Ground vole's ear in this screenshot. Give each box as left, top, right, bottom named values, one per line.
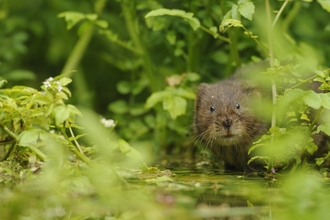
left=195, top=83, right=209, bottom=111
left=196, top=83, right=209, bottom=94
left=241, top=83, right=263, bottom=100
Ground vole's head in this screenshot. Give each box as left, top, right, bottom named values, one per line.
left=193, top=80, right=263, bottom=147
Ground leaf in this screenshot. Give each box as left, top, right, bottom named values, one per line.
left=277, top=89, right=304, bottom=111
left=59, top=77, right=73, bottom=86
left=117, top=81, right=131, bottom=95
left=238, top=1, right=255, bottom=20
left=95, top=20, right=108, bottom=28
left=145, top=175, right=173, bottom=183
left=145, top=90, right=171, bottom=109
left=145, top=8, right=201, bottom=30
left=174, top=87, right=196, bottom=99
left=67, top=104, right=83, bottom=117
left=19, top=130, right=40, bottom=146
left=57, top=11, right=86, bottom=30
left=108, top=100, right=128, bottom=114
left=117, top=139, right=142, bottom=161
left=186, top=72, right=200, bottom=82
left=85, top=13, right=98, bottom=21
left=315, top=157, right=324, bottom=166
left=166, top=31, right=176, bottom=45
left=320, top=94, right=330, bottom=109
left=209, top=26, right=218, bottom=38
left=0, top=79, right=7, bottom=88
left=306, top=141, right=318, bottom=155
left=317, top=0, right=330, bottom=13
left=303, top=90, right=321, bottom=109
left=317, top=123, right=330, bottom=136
left=4, top=69, right=36, bottom=81
left=163, top=96, right=187, bottom=119
left=53, top=105, right=71, bottom=126
left=221, top=19, right=243, bottom=29
left=145, top=87, right=195, bottom=109
left=231, top=4, right=239, bottom=20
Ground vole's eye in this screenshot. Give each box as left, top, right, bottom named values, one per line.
left=235, top=103, right=240, bottom=109
left=210, top=106, right=215, bottom=113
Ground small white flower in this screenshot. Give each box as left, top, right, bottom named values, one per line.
left=100, top=118, right=116, bottom=128
left=43, top=81, right=51, bottom=88
left=56, top=81, right=63, bottom=92
left=43, top=77, right=54, bottom=88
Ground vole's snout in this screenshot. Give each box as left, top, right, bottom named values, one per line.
left=222, top=118, right=232, bottom=128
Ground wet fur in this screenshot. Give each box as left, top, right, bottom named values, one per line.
left=194, top=78, right=268, bottom=171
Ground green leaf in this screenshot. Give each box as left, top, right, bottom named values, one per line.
left=209, top=26, right=218, bottom=38
left=85, top=13, right=98, bottom=21
left=58, top=11, right=85, bottom=30
left=0, top=79, right=7, bottom=88
left=315, top=157, right=324, bottom=166
left=317, top=123, right=330, bottom=136
left=306, top=141, right=318, bottom=154
left=145, top=8, right=201, bottom=30
left=220, top=19, right=243, bottom=29
left=19, top=130, right=40, bottom=146
left=317, top=0, right=330, bottom=13
left=117, top=139, right=142, bottom=161
left=320, top=94, right=330, bottom=109
left=117, top=81, right=131, bottom=94
left=53, top=105, right=71, bottom=126
left=95, top=20, right=108, bottom=28
left=108, top=100, right=128, bottom=114
left=166, top=31, right=176, bottom=45
left=231, top=4, right=239, bottom=20
left=129, top=104, right=148, bottom=116
left=174, top=87, right=196, bottom=99
left=145, top=175, right=173, bottom=183
left=145, top=87, right=195, bottom=110
left=186, top=72, right=201, bottom=82
left=4, top=69, right=36, bottom=81
left=67, top=104, right=83, bottom=117
left=303, top=90, right=321, bottom=109
left=59, top=77, right=72, bottom=86
left=145, top=90, right=171, bottom=109
left=277, top=89, right=304, bottom=110
left=163, top=96, right=187, bottom=119
left=238, top=1, right=255, bottom=20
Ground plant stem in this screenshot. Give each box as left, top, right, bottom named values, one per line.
left=28, top=145, right=47, bottom=161
left=311, top=107, right=325, bottom=131
left=61, top=26, right=94, bottom=75
left=2, top=142, right=16, bottom=161
left=68, top=124, right=83, bottom=153
left=199, top=25, right=231, bottom=43
left=0, top=123, right=18, bottom=140
left=272, top=0, right=289, bottom=28
left=282, top=1, right=301, bottom=33
left=61, top=123, right=93, bottom=166
left=60, top=0, right=107, bottom=75
left=121, top=0, right=158, bottom=92
left=187, top=2, right=199, bottom=72
left=240, top=26, right=269, bottom=57
left=228, top=28, right=241, bottom=67
left=265, top=0, right=276, bottom=129
left=287, top=75, right=318, bottom=91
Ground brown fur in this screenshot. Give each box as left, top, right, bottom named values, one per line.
left=194, top=77, right=269, bottom=171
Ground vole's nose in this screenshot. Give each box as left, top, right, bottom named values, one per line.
left=222, top=119, right=232, bottom=128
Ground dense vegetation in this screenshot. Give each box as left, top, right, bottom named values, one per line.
left=1, top=0, right=330, bottom=219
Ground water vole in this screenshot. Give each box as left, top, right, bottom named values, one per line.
left=194, top=67, right=270, bottom=171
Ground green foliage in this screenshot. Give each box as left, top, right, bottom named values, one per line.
left=145, top=8, right=201, bottom=30
left=2, top=0, right=330, bottom=219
